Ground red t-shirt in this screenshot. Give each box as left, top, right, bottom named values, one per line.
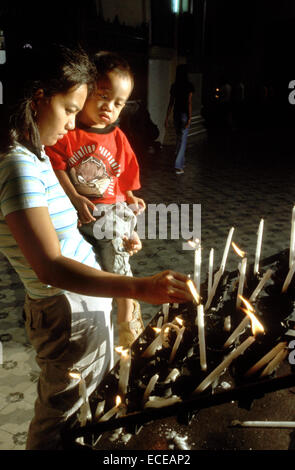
left=46, top=125, right=141, bottom=204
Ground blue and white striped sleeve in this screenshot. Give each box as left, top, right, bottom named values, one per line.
left=0, top=155, right=48, bottom=217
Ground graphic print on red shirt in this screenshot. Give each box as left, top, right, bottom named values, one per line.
left=46, top=125, right=141, bottom=205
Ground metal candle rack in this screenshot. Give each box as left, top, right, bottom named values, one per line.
left=61, top=250, right=295, bottom=450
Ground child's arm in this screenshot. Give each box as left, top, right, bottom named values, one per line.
left=54, top=169, right=96, bottom=224
left=125, top=190, right=146, bottom=215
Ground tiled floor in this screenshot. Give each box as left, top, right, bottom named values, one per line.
left=1, top=126, right=295, bottom=450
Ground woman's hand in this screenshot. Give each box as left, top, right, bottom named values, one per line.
left=134, top=270, right=193, bottom=305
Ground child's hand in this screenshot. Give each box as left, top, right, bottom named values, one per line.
left=123, top=232, right=142, bottom=256
left=72, top=194, right=96, bottom=225
left=126, top=195, right=146, bottom=215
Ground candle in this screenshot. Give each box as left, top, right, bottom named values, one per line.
left=245, top=341, right=287, bottom=376
left=282, top=262, right=295, bottom=293
left=144, top=395, right=182, bottom=409
left=236, top=257, right=247, bottom=308
left=223, top=296, right=255, bottom=348
left=115, top=347, right=131, bottom=396
left=204, top=268, right=223, bottom=310
left=231, top=420, right=295, bottom=429
left=99, top=395, right=122, bottom=422
left=69, top=370, right=92, bottom=426
left=142, top=323, right=180, bottom=358
left=196, top=304, right=207, bottom=371
left=141, top=328, right=162, bottom=358
left=289, top=205, right=295, bottom=268
left=254, top=219, right=264, bottom=275
left=249, top=269, right=273, bottom=302
left=186, top=278, right=200, bottom=304
left=224, top=315, right=231, bottom=332
left=224, top=316, right=249, bottom=348
left=164, top=368, right=180, bottom=383
left=169, top=324, right=185, bottom=363
left=193, top=336, right=255, bottom=394
left=157, top=316, right=164, bottom=328
left=194, top=239, right=201, bottom=293
left=208, top=248, right=214, bottom=296
left=162, top=303, right=169, bottom=323
left=260, top=348, right=288, bottom=377
left=142, top=373, right=159, bottom=404
left=220, top=227, right=234, bottom=273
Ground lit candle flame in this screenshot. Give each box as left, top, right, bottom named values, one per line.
left=69, top=371, right=81, bottom=380
left=115, top=395, right=121, bottom=407
left=241, top=308, right=264, bottom=335
left=174, top=317, right=184, bottom=326
left=188, top=238, right=200, bottom=250
left=238, top=295, right=255, bottom=312
left=232, top=241, right=246, bottom=258
left=152, top=327, right=161, bottom=334
left=187, top=279, right=200, bottom=304
left=115, top=346, right=130, bottom=357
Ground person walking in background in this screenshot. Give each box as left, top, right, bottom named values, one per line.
left=165, top=64, right=194, bottom=175
left=0, top=43, right=193, bottom=449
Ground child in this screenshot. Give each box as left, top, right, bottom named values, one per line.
left=46, top=51, right=145, bottom=348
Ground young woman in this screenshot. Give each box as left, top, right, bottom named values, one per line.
left=0, top=44, right=192, bottom=449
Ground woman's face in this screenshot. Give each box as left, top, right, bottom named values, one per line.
left=35, top=84, right=88, bottom=146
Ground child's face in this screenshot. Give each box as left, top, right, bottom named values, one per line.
left=79, top=71, right=132, bottom=128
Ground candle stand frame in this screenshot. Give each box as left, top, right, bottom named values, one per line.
left=60, top=250, right=295, bottom=450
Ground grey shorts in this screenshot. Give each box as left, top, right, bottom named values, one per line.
left=79, top=202, right=137, bottom=277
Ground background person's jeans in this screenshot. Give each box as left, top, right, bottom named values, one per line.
left=174, top=112, right=190, bottom=170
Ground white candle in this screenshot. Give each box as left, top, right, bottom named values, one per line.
left=141, top=323, right=180, bottom=358
left=208, top=248, right=214, bottom=296
left=254, top=219, right=264, bottom=275
left=142, top=373, right=159, bottom=404
left=194, top=239, right=201, bottom=293
left=69, top=371, right=92, bottom=426
left=162, top=303, right=169, bottom=323
left=116, top=347, right=131, bottom=396
left=260, top=348, right=288, bottom=377
left=245, top=341, right=287, bottom=376
left=196, top=304, right=207, bottom=371
left=289, top=205, right=295, bottom=268
left=224, top=315, right=231, bottom=332
left=99, top=395, right=122, bottom=422
left=144, top=395, right=182, bottom=409
left=249, top=269, right=273, bottom=302
left=220, top=227, right=235, bottom=273
left=164, top=368, right=180, bottom=383
left=236, top=257, right=247, bottom=308
left=231, top=420, right=295, bottom=429
left=141, top=328, right=162, bottom=358
left=157, top=316, right=163, bottom=328
left=282, top=262, right=295, bottom=293
left=223, top=316, right=250, bottom=348
left=169, top=325, right=185, bottom=363
left=193, top=336, right=255, bottom=394
left=205, top=268, right=223, bottom=310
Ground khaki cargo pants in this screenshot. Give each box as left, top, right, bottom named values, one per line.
left=24, top=291, right=113, bottom=450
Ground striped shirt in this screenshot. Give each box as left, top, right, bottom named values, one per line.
left=0, top=144, right=100, bottom=299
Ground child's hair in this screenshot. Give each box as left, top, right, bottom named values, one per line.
left=0, top=43, right=96, bottom=160
left=92, top=51, right=134, bottom=92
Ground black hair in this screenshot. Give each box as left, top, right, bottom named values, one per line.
left=92, top=51, right=134, bottom=92
left=0, top=43, right=96, bottom=160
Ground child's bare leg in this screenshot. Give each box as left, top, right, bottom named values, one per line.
left=117, top=297, right=144, bottom=348
left=116, top=297, right=133, bottom=323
